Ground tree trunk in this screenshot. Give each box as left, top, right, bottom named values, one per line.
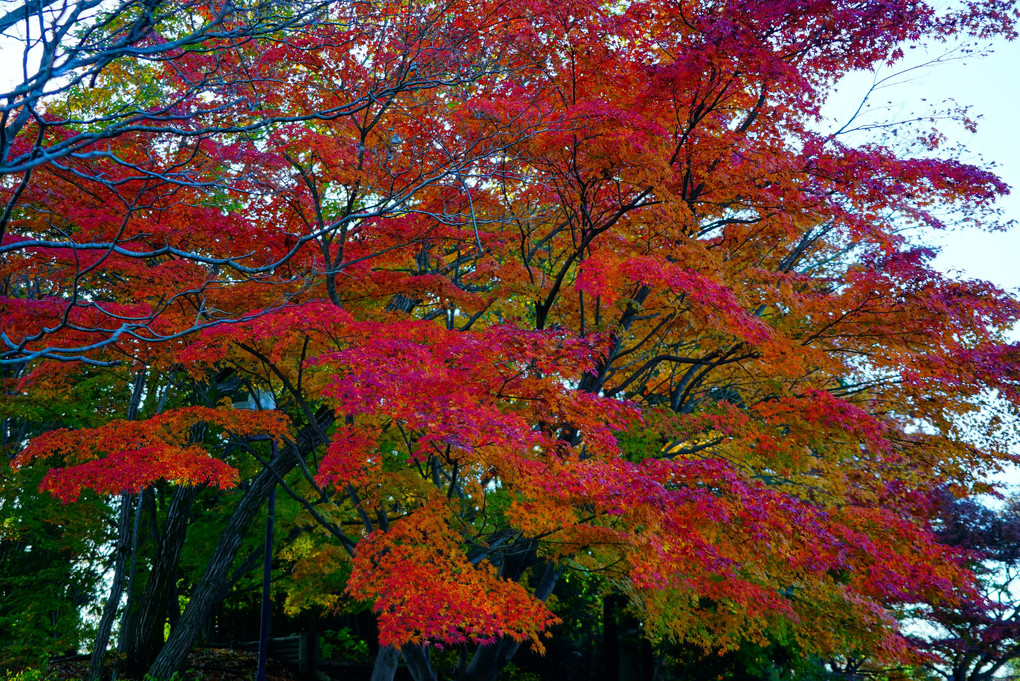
left=113, top=490, right=145, bottom=681
left=603, top=594, right=621, bottom=681
left=91, top=370, right=147, bottom=681
left=402, top=645, right=438, bottom=681
left=602, top=592, right=653, bottom=681
left=370, top=645, right=400, bottom=681
left=146, top=408, right=333, bottom=679
left=122, top=485, right=197, bottom=677
left=87, top=493, right=132, bottom=681
left=462, top=638, right=519, bottom=681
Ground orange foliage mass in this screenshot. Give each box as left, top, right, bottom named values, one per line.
left=3, top=0, right=1019, bottom=666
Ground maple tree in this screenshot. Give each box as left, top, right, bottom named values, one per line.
left=903, top=491, right=1020, bottom=681
left=3, top=0, right=1020, bottom=679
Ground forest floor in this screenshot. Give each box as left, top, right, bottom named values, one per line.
left=44, top=649, right=302, bottom=681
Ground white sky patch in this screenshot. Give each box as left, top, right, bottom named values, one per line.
left=821, top=37, right=1020, bottom=293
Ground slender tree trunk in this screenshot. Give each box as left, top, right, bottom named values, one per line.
left=115, top=490, right=150, bottom=677
left=112, top=490, right=144, bottom=681
left=122, top=485, right=198, bottom=677
left=146, top=408, right=333, bottom=679
left=603, top=593, right=622, bottom=681
left=87, top=493, right=132, bottom=681
left=88, top=372, right=147, bottom=681
left=370, top=645, right=400, bottom=681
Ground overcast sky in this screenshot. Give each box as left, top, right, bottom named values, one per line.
left=926, top=38, right=1020, bottom=291
left=821, top=35, right=1020, bottom=293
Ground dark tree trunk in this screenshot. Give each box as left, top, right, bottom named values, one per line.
left=88, top=373, right=147, bottom=681
left=113, top=489, right=145, bottom=681
left=146, top=407, right=333, bottom=679
left=370, top=646, right=400, bottom=681
left=402, top=645, right=438, bottom=681
left=462, top=638, right=520, bottom=681
left=603, top=594, right=622, bottom=681
left=603, top=592, right=653, bottom=681
left=121, top=485, right=198, bottom=677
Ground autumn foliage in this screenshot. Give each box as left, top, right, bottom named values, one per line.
left=2, top=0, right=1020, bottom=678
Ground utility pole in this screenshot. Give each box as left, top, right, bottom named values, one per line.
left=237, top=389, right=278, bottom=681
left=256, top=438, right=277, bottom=681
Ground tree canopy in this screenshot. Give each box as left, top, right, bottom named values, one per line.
left=2, top=0, right=1019, bottom=679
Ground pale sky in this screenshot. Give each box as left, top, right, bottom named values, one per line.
left=926, top=38, right=1020, bottom=291
left=821, top=36, right=1020, bottom=292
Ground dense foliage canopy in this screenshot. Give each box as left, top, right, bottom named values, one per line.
left=2, top=0, right=1019, bottom=679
